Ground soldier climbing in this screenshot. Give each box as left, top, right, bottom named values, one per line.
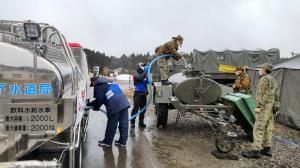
left=155, top=35, right=184, bottom=85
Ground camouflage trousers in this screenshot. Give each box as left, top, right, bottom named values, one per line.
left=252, top=103, right=274, bottom=150
left=158, top=58, right=169, bottom=80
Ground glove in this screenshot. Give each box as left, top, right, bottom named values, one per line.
left=85, top=105, right=93, bottom=111
left=175, top=55, right=182, bottom=60
left=144, top=65, right=150, bottom=73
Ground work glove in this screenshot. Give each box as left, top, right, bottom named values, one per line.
left=144, top=65, right=150, bottom=73
left=175, top=54, right=182, bottom=61
left=84, top=105, right=93, bottom=111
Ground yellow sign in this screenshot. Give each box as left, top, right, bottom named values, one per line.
left=218, top=64, right=237, bottom=73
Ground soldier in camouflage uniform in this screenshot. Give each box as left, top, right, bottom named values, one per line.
left=233, top=66, right=252, bottom=94
left=242, top=63, right=280, bottom=158
left=156, top=35, right=183, bottom=85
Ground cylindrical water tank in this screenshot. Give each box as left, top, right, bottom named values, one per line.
left=169, top=73, right=222, bottom=105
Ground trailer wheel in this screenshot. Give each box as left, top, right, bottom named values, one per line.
left=215, top=139, right=235, bottom=153
left=156, top=103, right=168, bottom=128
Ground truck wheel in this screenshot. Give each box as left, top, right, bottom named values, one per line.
left=81, top=116, right=89, bottom=143
left=156, top=103, right=168, bottom=128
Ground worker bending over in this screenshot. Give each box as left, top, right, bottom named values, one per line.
left=87, top=77, right=130, bottom=147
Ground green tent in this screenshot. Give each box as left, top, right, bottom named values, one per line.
left=272, top=55, right=300, bottom=130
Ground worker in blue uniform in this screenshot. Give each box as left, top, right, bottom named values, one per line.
left=130, top=63, right=150, bottom=128
left=87, top=77, right=130, bottom=147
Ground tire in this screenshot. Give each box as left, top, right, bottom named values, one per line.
left=215, top=139, right=235, bottom=153
left=81, top=116, right=89, bottom=143
left=156, top=103, right=168, bottom=128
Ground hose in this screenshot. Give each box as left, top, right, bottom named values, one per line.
left=273, top=134, right=300, bottom=149
left=128, top=54, right=175, bottom=121
left=87, top=54, right=179, bottom=120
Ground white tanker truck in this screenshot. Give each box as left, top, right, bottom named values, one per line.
left=0, top=20, right=90, bottom=168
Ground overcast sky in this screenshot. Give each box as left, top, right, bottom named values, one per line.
left=1, top=0, right=300, bottom=57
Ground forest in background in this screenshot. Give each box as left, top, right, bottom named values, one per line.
left=83, top=48, right=192, bottom=75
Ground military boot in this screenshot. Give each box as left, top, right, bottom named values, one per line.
left=260, top=147, right=272, bottom=157
left=161, top=80, right=171, bottom=85
left=241, top=150, right=260, bottom=159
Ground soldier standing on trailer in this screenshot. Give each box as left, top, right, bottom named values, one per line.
left=242, top=63, right=280, bottom=158
left=87, top=77, right=130, bottom=147
left=156, top=35, right=183, bottom=85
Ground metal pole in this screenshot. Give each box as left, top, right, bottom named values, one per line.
left=69, top=127, right=75, bottom=168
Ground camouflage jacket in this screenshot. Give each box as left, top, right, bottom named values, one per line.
left=256, top=74, right=279, bottom=109
left=234, top=73, right=252, bottom=93
left=156, top=40, right=179, bottom=57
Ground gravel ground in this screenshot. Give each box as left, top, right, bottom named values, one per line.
left=121, top=83, right=300, bottom=168
left=143, top=106, right=300, bottom=168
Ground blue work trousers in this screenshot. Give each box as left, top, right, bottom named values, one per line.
left=103, top=108, right=129, bottom=145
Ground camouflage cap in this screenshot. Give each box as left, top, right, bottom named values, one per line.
left=173, top=35, right=184, bottom=41
left=258, top=63, right=273, bottom=71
